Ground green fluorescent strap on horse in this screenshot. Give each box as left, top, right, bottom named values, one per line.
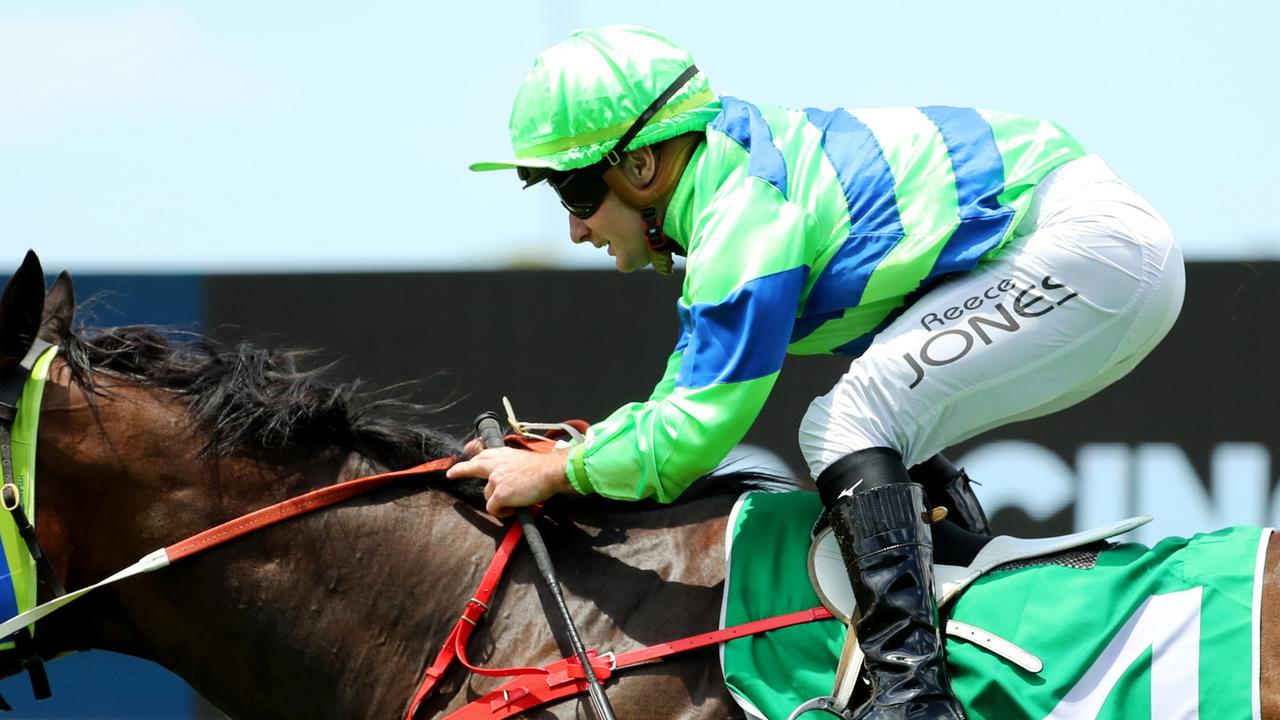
left=0, top=344, right=58, bottom=647
left=573, top=103, right=1085, bottom=500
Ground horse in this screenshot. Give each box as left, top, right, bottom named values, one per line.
left=2, top=251, right=1279, bottom=719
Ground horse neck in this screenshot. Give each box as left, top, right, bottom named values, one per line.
left=34, top=374, right=498, bottom=719
left=137, top=478, right=499, bottom=720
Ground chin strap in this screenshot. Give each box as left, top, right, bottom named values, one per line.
left=607, top=133, right=700, bottom=277
left=641, top=207, right=681, bottom=276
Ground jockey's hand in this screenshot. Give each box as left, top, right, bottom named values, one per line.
left=446, top=446, right=574, bottom=518
left=460, top=438, right=485, bottom=459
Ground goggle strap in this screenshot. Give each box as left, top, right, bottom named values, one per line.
left=608, top=65, right=700, bottom=160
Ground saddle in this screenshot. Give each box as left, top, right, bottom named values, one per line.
left=801, top=515, right=1152, bottom=716
left=809, top=515, right=1152, bottom=619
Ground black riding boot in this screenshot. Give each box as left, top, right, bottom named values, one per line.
left=908, top=454, right=992, bottom=536
left=817, top=449, right=965, bottom=720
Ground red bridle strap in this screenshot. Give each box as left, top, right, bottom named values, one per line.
left=442, top=606, right=836, bottom=720
left=402, top=520, right=532, bottom=718
left=165, top=457, right=456, bottom=562
left=401, top=516, right=836, bottom=720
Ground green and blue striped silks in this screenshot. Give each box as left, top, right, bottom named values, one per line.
left=567, top=100, right=1085, bottom=501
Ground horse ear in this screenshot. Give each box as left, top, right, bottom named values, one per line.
left=0, top=250, right=47, bottom=372
left=38, top=270, right=76, bottom=344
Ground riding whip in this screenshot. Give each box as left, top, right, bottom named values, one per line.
left=474, top=412, right=618, bottom=720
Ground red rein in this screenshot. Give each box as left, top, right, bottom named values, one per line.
left=150, top=437, right=833, bottom=719
left=164, top=457, right=455, bottom=562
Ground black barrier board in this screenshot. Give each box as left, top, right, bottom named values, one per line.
left=204, top=262, right=1280, bottom=540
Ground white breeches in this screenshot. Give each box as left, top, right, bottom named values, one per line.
left=799, top=154, right=1185, bottom=478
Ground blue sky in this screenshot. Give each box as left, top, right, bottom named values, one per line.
left=2, top=1, right=1276, bottom=273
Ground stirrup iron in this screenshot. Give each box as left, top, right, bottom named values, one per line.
left=788, top=696, right=857, bottom=720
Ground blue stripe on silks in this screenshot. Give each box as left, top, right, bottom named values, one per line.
left=676, top=266, right=808, bottom=389
left=709, top=97, right=789, bottom=196
left=800, top=107, right=904, bottom=318
left=918, top=106, right=1015, bottom=281
left=0, top=568, right=17, bottom=623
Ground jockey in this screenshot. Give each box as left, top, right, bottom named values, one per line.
left=453, top=24, right=1184, bottom=719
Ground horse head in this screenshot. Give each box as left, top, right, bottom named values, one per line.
left=1, top=251, right=219, bottom=690
left=0, top=252, right=499, bottom=718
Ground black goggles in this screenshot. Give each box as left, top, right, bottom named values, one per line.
left=549, top=165, right=610, bottom=220
left=519, top=163, right=611, bottom=219
left=518, top=64, right=700, bottom=220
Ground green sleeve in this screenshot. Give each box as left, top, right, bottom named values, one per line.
left=565, top=344, right=684, bottom=496
left=567, top=176, right=816, bottom=502
left=647, top=345, right=684, bottom=404
left=568, top=374, right=782, bottom=501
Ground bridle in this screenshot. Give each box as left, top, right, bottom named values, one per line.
left=0, top=339, right=65, bottom=709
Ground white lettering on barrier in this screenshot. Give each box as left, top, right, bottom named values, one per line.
left=957, top=441, right=1278, bottom=541
left=1077, top=444, right=1130, bottom=534
left=949, top=441, right=1074, bottom=523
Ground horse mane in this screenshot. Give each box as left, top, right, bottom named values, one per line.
left=56, top=324, right=462, bottom=470
left=51, top=322, right=804, bottom=506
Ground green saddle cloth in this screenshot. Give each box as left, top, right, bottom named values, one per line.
left=721, top=491, right=1266, bottom=720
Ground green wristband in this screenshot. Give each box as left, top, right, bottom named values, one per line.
left=565, top=445, right=594, bottom=495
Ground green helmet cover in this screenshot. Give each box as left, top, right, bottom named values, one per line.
left=471, top=25, right=720, bottom=173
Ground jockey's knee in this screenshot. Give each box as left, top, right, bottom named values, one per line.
left=798, top=383, right=904, bottom=481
